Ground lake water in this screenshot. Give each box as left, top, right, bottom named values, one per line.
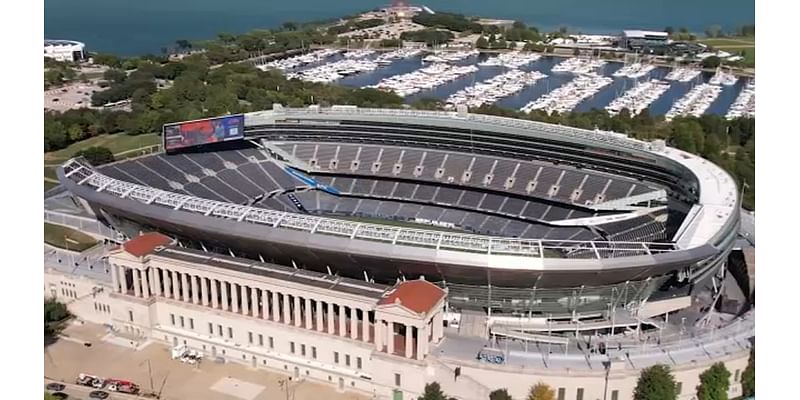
left=45, top=0, right=754, bottom=56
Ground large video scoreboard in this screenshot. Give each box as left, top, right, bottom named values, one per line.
left=163, top=114, right=245, bottom=151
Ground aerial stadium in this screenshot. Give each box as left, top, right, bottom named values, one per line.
left=49, top=105, right=753, bottom=400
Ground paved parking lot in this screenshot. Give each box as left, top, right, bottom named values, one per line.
left=45, top=81, right=106, bottom=112
left=45, top=322, right=368, bottom=400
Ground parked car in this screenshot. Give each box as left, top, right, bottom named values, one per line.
left=51, top=393, right=69, bottom=399
left=89, top=391, right=109, bottom=399
left=46, top=382, right=66, bottom=391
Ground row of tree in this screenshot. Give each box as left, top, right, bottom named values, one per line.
left=326, top=18, right=385, bottom=35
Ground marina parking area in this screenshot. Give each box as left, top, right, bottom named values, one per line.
left=45, top=81, right=105, bottom=112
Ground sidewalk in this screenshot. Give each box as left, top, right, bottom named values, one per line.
left=45, top=322, right=367, bottom=400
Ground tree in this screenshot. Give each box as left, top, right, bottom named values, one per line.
left=527, top=382, right=555, bottom=400
left=633, top=364, right=677, bottom=400
left=696, top=362, right=731, bottom=400
left=92, top=53, right=122, bottom=68
left=418, top=382, right=452, bottom=400
left=476, top=36, right=489, bottom=49
left=44, top=297, right=71, bottom=336
left=741, top=348, right=755, bottom=397
left=175, top=39, right=192, bottom=52
left=705, top=25, right=723, bottom=38
left=103, top=68, right=127, bottom=83
left=664, top=26, right=675, bottom=35
left=701, top=56, right=721, bottom=69
left=490, top=388, right=513, bottom=400
left=74, top=146, right=115, bottom=166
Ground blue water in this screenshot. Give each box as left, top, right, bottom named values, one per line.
left=45, top=0, right=754, bottom=56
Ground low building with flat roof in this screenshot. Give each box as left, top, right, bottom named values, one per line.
left=621, top=30, right=669, bottom=50
left=44, top=39, right=87, bottom=62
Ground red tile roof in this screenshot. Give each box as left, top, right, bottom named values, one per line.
left=122, top=232, right=173, bottom=257
left=378, top=279, right=445, bottom=314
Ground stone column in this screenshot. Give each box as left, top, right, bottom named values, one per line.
left=304, top=297, right=312, bottom=329
left=201, top=277, right=209, bottom=307
left=374, top=318, right=383, bottom=351
left=293, top=295, right=302, bottom=327
left=181, top=273, right=190, bottom=302
left=119, top=266, right=128, bottom=294
left=141, top=269, right=150, bottom=297
left=211, top=279, right=219, bottom=309
left=154, top=269, right=163, bottom=296
left=315, top=300, right=324, bottom=332
left=231, top=283, right=239, bottom=313
left=338, top=305, right=347, bottom=337
left=262, top=289, right=270, bottom=319
left=350, top=307, right=358, bottom=339
left=405, top=325, right=413, bottom=358
left=251, top=287, right=259, bottom=318
left=386, top=321, right=395, bottom=355
left=111, top=264, right=119, bottom=293
left=163, top=270, right=172, bottom=298
left=241, top=285, right=249, bottom=316
left=148, top=269, right=157, bottom=297
left=171, top=271, right=180, bottom=300
left=271, top=291, right=280, bottom=321
left=282, top=293, right=291, bottom=324
left=433, top=311, right=444, bottom=342
left=220, top=281, right=229, bottom=311
left=191, top=275, right=200, bottom=304
left=327, top=302, right=335, bottom=334
left=362, top=309, right=370, bottom=342
left=133, top=269, right=142, bottom=297
left=417, top=324, right=429, bottom=360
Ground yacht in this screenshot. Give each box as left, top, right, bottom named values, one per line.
left=605, top=79, right=670, bottom=116
left=665, top=83, right=723, bottom=120
left=521, top=73, right=613, bottom=114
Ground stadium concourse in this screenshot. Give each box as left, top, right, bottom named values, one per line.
left=47, top=105, right=754, bottom=400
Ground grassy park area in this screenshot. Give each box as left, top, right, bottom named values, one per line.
left=44, top=132, right=160, bottom=191
left=701, top=36, right=755, bottom=67
left=44, top=222, right=99, bottom=251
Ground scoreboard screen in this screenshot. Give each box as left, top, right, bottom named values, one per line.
left=163, top=115, right=245, bottom=150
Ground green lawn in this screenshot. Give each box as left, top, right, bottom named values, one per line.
left=44, top=222, right=99, bottom=251
left=701, top=37, right=755, bottom=47
left=45, top=133, right=161, bottom=163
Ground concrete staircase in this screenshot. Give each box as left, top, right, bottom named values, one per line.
left=427, top=357, right=491, bottom=400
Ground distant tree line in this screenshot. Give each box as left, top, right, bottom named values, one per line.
left=327, top=18, right=385, bottom=35
left=400, top=29, right=455, bottom=46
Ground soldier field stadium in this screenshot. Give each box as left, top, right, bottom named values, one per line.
left=44, top=105, right=755, bottom=400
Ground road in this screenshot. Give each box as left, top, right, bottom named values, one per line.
left=45, top=379, right=138, bottom=400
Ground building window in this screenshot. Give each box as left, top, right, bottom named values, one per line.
left=676, top=382, right=682, bottom=394
left=345, top=354, right=350, bottom=366
left=218, top=325, right=223, bottom=336
left=170, top=314, right=175, bottom=325
left=269, top=337, right=274, bottom=349
left=248, top=332, right=253, bottom=344
left=228, top=327, right=233, bottom=339
left=208, top=323, right=214, bottom=335
left=734, top=369, right=740, bottom=382
left=576, top=388, right=584, bottom=400
left=394, top=373, right=401, bottom=386
left=301, top=344, right=306, bottom=356
left=189, top=318, right=194, bottom=330
left=180, top=316, right=185, bottom=328
left=312, top=347, right=317, bottom=359
left=557, top=388, right=565, bottom=400
left=290, top=342, right=295, bottom=354
left=334, top=352, right=339, bottom=364
left=258, top=334, right=264, bottom=346
left=611, top=390, right=618, bottom=400
left=357, top=357, right=362, bottom=369
left=128, top=311, right=134, bottom=322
